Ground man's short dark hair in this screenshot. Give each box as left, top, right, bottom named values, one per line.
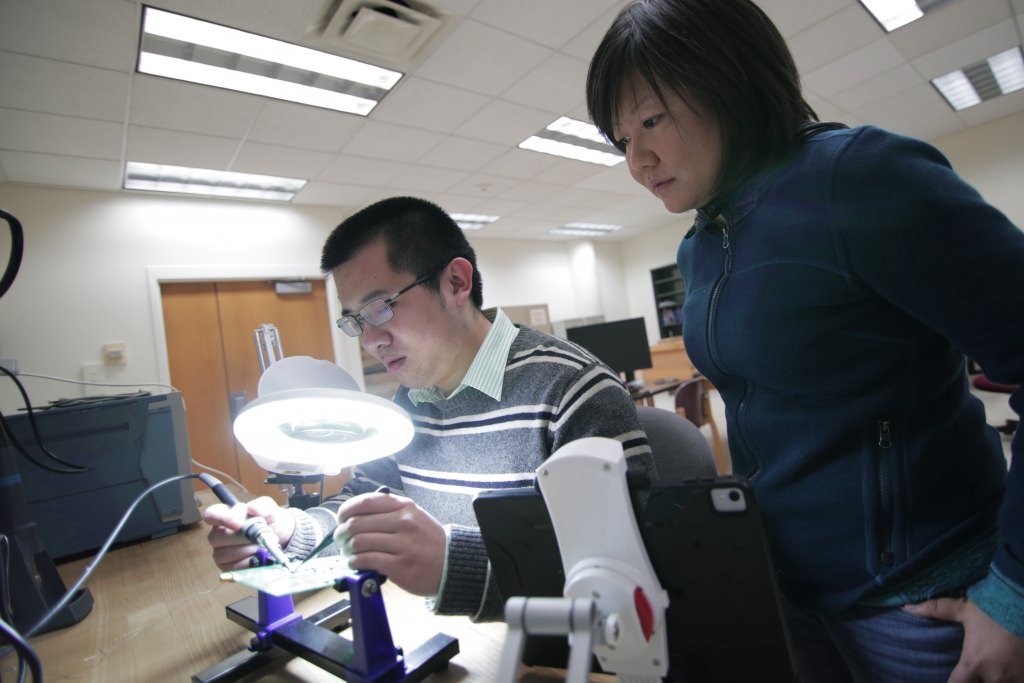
left=320, top=196, right=483, bottom=308
left=586, top=0, right=818, bottom=203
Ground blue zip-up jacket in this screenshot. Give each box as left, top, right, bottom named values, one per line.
left=677, top=125, right=1024, bottom=631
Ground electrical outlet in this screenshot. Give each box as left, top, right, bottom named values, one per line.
left=81, top=362, right=107, bottom=396
left=0, top=358, right=17, bottom=374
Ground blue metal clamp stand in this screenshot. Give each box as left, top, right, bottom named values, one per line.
left=192, top=553, right=459, bottom=683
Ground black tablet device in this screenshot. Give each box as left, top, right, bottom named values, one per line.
left=473, top=476, right=798, bottom=683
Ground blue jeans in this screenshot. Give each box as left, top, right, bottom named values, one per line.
left=782, top=598, right=964, bottom=682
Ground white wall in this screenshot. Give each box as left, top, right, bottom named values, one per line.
left=933, top=110, right=1024, bottom=228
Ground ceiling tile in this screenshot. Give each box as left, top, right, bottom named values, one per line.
left=0, top=109, right=123, bottom=160
left=446, top=173, right=521, bottom=198
left=371, top=76, right=491, bottom=133
left=469, top=0, right=623, bottom=49
left=887, top=0, right=1013, bottom=61
left=0, top=0, right=139, bottom=71
left=0, top=150, right=123, bottom=190
left=418, top=136, right=510, bottom=172
left=317, top=154, right=404, bottom=185
left=125, top=126, right=241, bottom=169
left=829, top=64, right=924, bottom=111
left=544, top=186, right=636, bottom=210
left=575, top=164, right=646, bottom=195
left=787, top=4, right=880, bottom=73
left=464, top=196, right=530, bottom=218
left=501, top=52, right=590, bottom=115
left=757, top=0, right=850, bottom=38
left=478, top=148, right=560, bottom=180
left=391, top=165, right=468, bottom=193
left=850, top=83, right=964, bottom=137
left=507, top=202, right=585, bottom=223
left=803, top=38, right=906, bottom=98
left=910, top=19, right=1019, bottom=79
left=560, top=1, right=632, bottom=61
left=532, top=158, right=609, bottom=186
left=128, top=76, right=264, bottom=138
left=231, top=142, right=334, bottom=179
left=339, top=120, right=444, bottom=163
left=247, top=101, right=365, bottom=153
left=497, top=179, right=562, bottom=203
left=292, top=181, right=377, bottom=207
left=413, top=19, right=551, bottom=97
left=0, top=53, right=129, bottom=121
left=806, top=92, right=855, bottom=124
left=453, top=99, right=555, bottom=146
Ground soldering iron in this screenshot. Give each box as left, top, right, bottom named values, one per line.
left=199, top=473, right=297, bottom=571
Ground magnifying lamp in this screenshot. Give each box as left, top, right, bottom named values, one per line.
left=202, top=356, right=458, bottom=683
left=232, top=356, right=414, bottom=477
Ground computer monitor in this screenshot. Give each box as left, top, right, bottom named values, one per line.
left=565, top=317, right=652, bottom=383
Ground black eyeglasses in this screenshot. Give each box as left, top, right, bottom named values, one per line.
left=336, top=260, right=451, bottom=337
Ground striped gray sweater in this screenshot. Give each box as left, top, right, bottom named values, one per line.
left=286, top=325, right=653, bottom=620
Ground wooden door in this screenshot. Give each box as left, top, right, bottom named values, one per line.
left=161, top=279, right=349, bottom=503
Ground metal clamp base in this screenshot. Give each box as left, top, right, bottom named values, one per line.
left=193, top=571, right=458, bottom=683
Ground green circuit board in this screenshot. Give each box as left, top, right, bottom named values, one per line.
left=220, top=555, right=354, bottom=596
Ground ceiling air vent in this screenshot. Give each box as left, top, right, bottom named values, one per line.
left=306, top=0, right=445, bottom=70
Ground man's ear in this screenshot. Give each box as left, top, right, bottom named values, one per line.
left=443, top=257, right=475, bottom=306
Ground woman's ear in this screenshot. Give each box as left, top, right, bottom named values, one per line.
left=443, top=257, right=475, bottom=306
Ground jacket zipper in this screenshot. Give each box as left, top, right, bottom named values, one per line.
left=876, top=419, right=894, bottom=567
left=705, top=218, right=732, bottom=366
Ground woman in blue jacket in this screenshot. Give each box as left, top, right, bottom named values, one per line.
left=586, top=0, right=1024, bottom=680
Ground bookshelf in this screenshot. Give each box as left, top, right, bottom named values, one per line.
left=651, top=264, right=684, bottom=339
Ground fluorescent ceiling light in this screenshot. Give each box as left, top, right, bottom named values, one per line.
left=988, top=47, right=1024, bottom=95
left=519, top=116, right=625, bottom=166
left=138, top=6, right=402, bottom=115
left=565, top=225, right=618, bottom=236
left=932, top=71, right=981, bottom=110
left=450, top=213, right=500, bottom=231
left=932, top=46, right=1024, bottom=111
left=549, top=222, right=623, bottom=238
left=124, top=162, right=307, bottom=201
left=857, top=0, right=923, bottom=31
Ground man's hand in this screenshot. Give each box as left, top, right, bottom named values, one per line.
left=203, top=496, right=295, bottom=571
left=906, top=596, right=1024, bottom=682
left=336, top=490, right=446, bottom=597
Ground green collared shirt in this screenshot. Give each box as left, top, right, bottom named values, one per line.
left=407, top=307, right=519, bottom=405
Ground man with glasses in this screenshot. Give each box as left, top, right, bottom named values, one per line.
left=204, top=196, right=653, bottom=620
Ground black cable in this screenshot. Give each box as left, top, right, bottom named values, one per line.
left=0, top=412, right=83, bottom=475
left=0, top=535, right=12, bottom=624
left=24, top=473, right=200, bottom=638
left=0, top=208, right=23, bottom=300
left=0, top=367, right=87, bottom=473
left=0, top=616, right=40, bottom=683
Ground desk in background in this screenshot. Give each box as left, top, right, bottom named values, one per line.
left=643, top=337, right=694, bottom=386
left=630, top=379, right=684, bottom=407
left=3, top=491, right=612, bottom=683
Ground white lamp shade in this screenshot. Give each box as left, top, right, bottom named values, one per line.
left=233, top=356, right=414, bottom=476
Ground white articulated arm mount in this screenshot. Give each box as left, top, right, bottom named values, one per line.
left=499, top=437, right=669, bottom=683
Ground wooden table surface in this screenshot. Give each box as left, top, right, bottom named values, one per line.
left=2, top=492, right=612, bottom=683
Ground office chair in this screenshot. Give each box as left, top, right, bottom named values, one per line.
left=636, top=406, right=717, bottom=485
left=674, top=376, right=730, bottom=474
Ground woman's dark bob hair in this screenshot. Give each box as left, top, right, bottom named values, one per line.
left=586, top=0, right=818, bottom=204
